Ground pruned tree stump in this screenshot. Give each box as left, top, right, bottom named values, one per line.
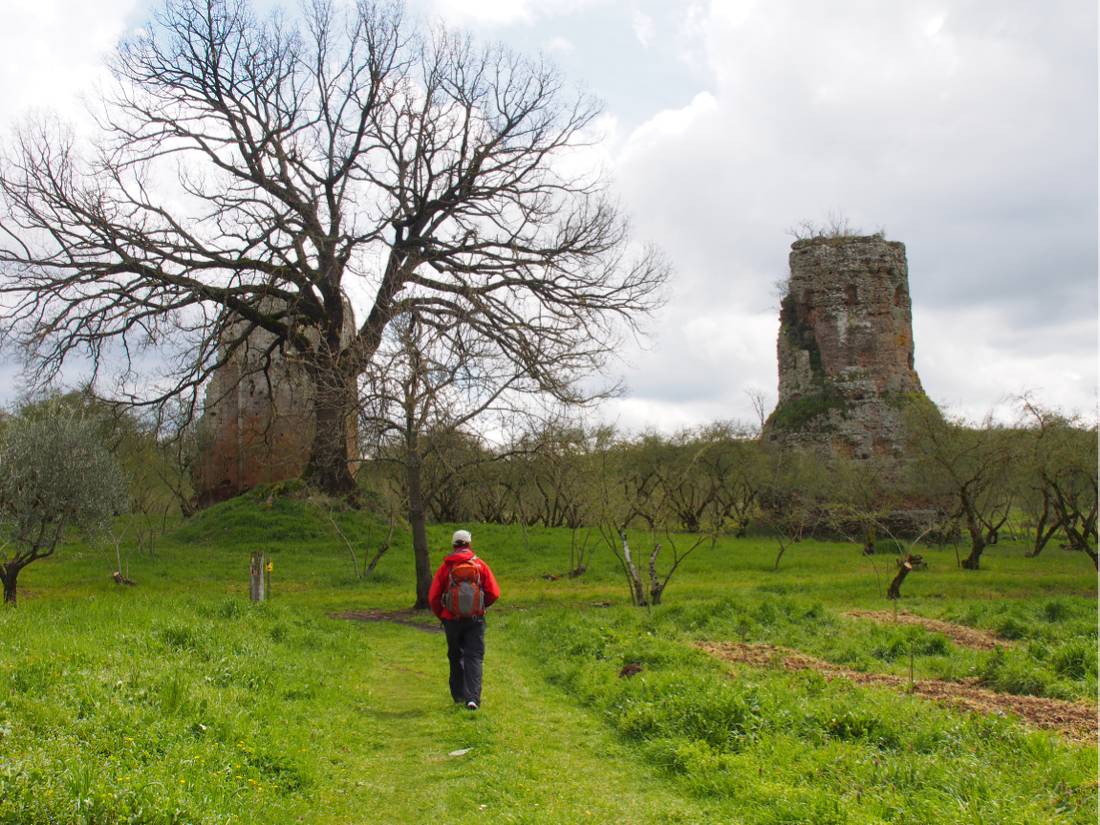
left=886, top=554, right=925, bottom=599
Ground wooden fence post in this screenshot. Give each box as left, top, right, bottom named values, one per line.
left=250, top=551, right=267, bottom=602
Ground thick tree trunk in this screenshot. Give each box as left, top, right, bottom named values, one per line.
left=887, top=557, right=916, bottom=599
left=961, top=511, right=985, bottom=570
left=304, top=361, right=358, bottom=497
left=1, top=564, right=18, bottom=606
left=405, top=448, right=432, bottom=610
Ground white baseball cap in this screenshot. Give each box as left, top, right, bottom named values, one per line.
left=452, top=529, right=472, bottom=546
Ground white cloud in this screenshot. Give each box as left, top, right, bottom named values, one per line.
left=924, top=13, right=947, bottom=37
left=0, top=0, right=139, bottom=126
left=632, top=10, right=655, bottom=47
left=545, top=35, right=575, bottom=53
left=619, top=91, right=718, bottom=158
left=431, top=0, right=535, bottom=25
left=428, top=0, right=601, bottom=27
left=915, top=306, right=1098, bottom=422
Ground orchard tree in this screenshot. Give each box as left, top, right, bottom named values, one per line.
left=651, top=429, right=719, bottom=533
left=758, top=444, right=831, bottom=570
left=0, top=409, right=128, bottom=604
left=707, top=427, right=767, bottom=537
left=593, top=436, right=713, bottom=607
left=361, top=310, right=547, bottom=608
left=906, top=400, right=1017, bottom=569
left=0, top=0, right=667, bottom=496
left=1018, top=400, right=1098, bottom=567
left=523, top=421, right=599, bottom=529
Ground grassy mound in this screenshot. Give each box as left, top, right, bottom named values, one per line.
left=171, top=484, right=385, bottom=547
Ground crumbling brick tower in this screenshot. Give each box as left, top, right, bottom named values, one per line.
left=191, top=299, right=358, bottom=507
left=764, top=234, right=927, bottom=460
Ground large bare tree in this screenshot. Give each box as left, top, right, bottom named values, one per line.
left=0, top=0, right=666, bottom=495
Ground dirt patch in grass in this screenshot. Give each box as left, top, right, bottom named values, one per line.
left=844, top=610, right=1009, bottom=650
left=697, top=641, right=1097, bottom=741
left=333, top=609, right=443, bottom=633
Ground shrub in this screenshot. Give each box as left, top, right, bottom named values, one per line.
left=981, top=648, right=1050, bottom=696
left=1043, top=600, right=1071, bottom=623
left=1050, top=639, right=1096, bottom=681
left=995, top=616, right=1029, bottom=641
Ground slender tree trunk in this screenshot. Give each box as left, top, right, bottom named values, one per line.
left=619, top=532, right=647, bottom=607
left=1060, top=514, right=1099, bottom=570
left=405, top=447, right=432, bottom=610
left=1026, top=492, right=1058, bottom=557
left=648, top=544, right=665, bottom=605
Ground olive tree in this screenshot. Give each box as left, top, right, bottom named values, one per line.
left=0, top=0, right=667, bottom=496
left=0, top=410, right=128, bottom=605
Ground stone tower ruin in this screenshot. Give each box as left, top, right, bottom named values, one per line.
left=191, top=300, right=358, bottom=507
left=764, top=234, right=926, bottom=460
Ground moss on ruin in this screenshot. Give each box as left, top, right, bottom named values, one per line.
left=767, top=389, right=849, bottom=432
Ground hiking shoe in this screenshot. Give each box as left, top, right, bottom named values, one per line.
left=466, top=700, right=479, bottom=711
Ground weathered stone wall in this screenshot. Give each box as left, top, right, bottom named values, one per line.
left=192, top=302, right=357, bottom=507
left=765, top=234, right=926, bottom=460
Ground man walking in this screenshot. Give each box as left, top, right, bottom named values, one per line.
left=428, top=529, right=501, bottom=710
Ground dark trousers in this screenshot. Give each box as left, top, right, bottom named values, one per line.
left=442, top=618, right=485, bottom=704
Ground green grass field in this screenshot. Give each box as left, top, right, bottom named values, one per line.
left=0, top=492, right=1096, bottom=824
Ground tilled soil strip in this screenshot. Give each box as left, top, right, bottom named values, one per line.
left=696, top=641, right=1097, bottom=741
left=844, top=610, right=1009, bottom=651
left=333, top=610, right=443, bottom=633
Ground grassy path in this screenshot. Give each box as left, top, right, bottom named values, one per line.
left=310, top=619, right=717, bottom=825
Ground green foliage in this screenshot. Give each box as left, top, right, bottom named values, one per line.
left=0, top=408, right=129, bottom=546
left=16, top=391, right=192, bottom=521
left=0, top=405, right=131, bottom=603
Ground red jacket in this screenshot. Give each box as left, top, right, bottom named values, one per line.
left=428, top=548, right=501, bottom=620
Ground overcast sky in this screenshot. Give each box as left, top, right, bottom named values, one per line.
left=0, top=0, right=1096, bottom=431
